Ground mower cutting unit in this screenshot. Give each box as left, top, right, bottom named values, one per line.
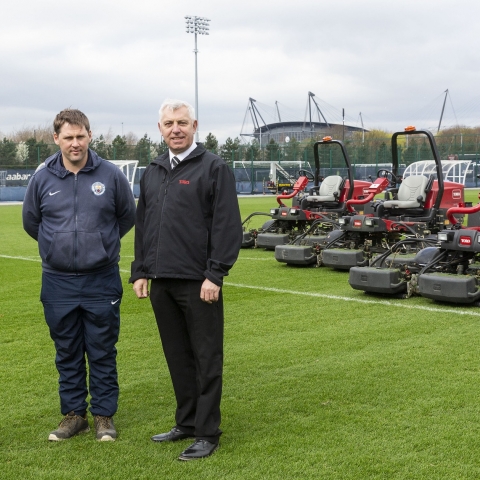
left=353, top=200, right=480, bottom=302
left=415, top=200, right=480, bottom=305
left=324, top=127, right=465, bottom=272
left=272, top=137, right=372, bottom=263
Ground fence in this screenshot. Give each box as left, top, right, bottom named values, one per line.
left=0, top=142, right=166, bottom=170
left=1, top=134, right=480, bottom=193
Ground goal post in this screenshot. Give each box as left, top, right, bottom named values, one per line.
left=107, top=160, right=139, bottom=192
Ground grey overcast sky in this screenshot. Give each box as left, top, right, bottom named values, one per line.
left=1, top=0, right=480, bottom=144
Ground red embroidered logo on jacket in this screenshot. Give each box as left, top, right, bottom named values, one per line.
left=179, top=180, right=190, bottom=185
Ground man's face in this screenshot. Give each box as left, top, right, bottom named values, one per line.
left=53, top=123, right=92, bottom=172
left=158, top=106, right=197, bottom=154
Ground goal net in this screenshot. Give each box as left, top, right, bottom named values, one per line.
left=233, top=161, right=309, bottom=183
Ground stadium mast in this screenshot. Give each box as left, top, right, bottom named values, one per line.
left=244, top=98, right=270, bottom=148
left=304, top=92, right=330, bottom=134
left=437, top=89, right=449, bottom=133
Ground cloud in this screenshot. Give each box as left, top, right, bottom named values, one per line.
left=1, top=0, right=479, bottom=144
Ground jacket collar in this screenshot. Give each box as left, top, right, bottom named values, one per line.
left=45, top=149, right=101, bottom=178
left=152, top=143, right=206, bottom=169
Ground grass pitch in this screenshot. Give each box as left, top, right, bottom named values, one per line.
left=1, top=195, right=480, bottom=479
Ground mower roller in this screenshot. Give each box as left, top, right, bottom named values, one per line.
left=324, top=127, right=465, bottom=273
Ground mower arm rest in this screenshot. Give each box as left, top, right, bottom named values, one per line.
left=447, top=202, right=480, bottom=225
left=345, top=177, right=390, bottom=213
left=277, top=176, right=309, bottom=206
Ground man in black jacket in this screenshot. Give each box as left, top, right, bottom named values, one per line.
left=130, top=99, right=242, bottom=460
left=23, top=109, right=136, bottom=442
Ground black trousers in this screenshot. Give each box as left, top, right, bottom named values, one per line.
left=150, top=278, right=224, bottom=444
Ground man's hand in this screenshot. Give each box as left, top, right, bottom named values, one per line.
left=133, top=278, right=149, bottom=299
left=200, top=278, right=221, bottom=304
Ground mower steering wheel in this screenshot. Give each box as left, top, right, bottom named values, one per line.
left=377, top=169, right=400, bottom=185
left=297, top=170, right=314, bottom=181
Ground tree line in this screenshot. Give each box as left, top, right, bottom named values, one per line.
left=0, top=127, right=244, bottom=168
left=1, top=125, right=480, bottom=169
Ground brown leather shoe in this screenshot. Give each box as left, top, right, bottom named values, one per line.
left=94, top=415, right=116, bottom=442
left=48, top=411, right=90, bottom=441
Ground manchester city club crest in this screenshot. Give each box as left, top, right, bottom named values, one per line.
left=91, top=182, right=106, bottom=196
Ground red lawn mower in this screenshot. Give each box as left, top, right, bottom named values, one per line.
left=240, top=173, right=311, bottom=248
left=267, top=137, right=372, bottom=263
left=322, top=127, right=465, bottom=274
left=348, top=197, right=480, bottom=301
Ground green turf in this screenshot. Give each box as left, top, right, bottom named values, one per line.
left=1, top=196, right=480, bottom=479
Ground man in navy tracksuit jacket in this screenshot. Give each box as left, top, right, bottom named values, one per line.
left=23, top=109, right=136, bottom=442
left=130, top=99, right=242, bottom=460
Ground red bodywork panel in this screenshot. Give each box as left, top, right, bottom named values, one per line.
left=278, top=178, right=371, bottom=208
left=424, top=180, right=464, bottom=210
left=339, top=179, right=372, bottom=203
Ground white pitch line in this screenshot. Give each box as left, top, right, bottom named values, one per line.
left=3, top=254, right=480, bottom=318
left=0, top=255, right=132, bottom=275
left=238, top=257, right=275, bottom=261
left=0, top=254, right=40, bottom=262
left=224, top=282, right=480, bottom=318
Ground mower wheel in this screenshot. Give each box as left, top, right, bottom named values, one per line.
left=261, top=219, right=276, bottom=231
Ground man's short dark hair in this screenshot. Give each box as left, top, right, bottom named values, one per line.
left=53, top=109, right=90, bottom=134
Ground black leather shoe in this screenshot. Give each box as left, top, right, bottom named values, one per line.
left=151, top=427, right=194, bottom=443
left=178, top=440, right=219, bottom=461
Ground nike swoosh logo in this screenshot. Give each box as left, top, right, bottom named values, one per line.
left=49, top=191, right=61, bottom=196
left=111, top=299, right=120, bottom=305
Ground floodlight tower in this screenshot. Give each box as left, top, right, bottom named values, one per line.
left=185, top=15, right=210, bottom=142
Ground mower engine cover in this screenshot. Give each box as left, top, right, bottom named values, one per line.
left=340, top=215, right=388, bottom=233
left=438, top=229, right=480, bottom=253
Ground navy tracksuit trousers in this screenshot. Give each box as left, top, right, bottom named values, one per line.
left=41, top=266, right=122, bottom=417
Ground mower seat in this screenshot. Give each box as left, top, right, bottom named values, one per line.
left=383, top=175, right=429, bottom=209
left=306, top=175, right=344, bottom=203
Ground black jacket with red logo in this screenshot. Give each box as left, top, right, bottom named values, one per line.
left=130, top=144, right=242, bottom=286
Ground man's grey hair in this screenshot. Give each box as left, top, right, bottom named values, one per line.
left=159, top=99, right=196, bottom=122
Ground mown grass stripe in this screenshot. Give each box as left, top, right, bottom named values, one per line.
left=225, top=281, right=480, bottom=318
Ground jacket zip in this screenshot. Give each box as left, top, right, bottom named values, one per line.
left=154, top=168, right=170, bottom=277
left=73, top=173, right=78, bottom=273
